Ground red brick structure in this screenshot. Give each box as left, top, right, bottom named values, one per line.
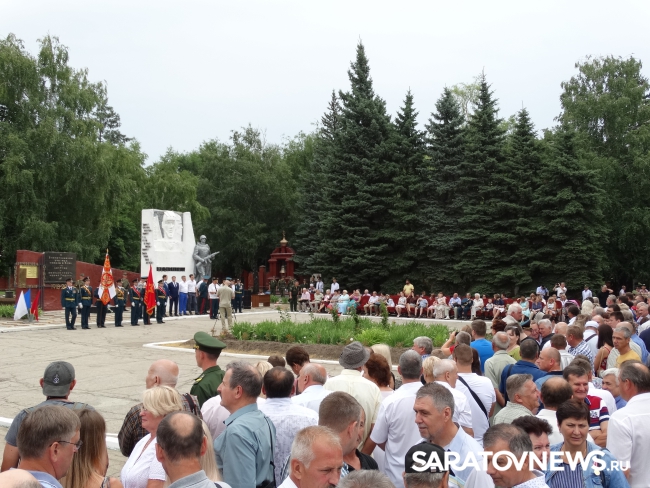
left=12, top=250, right=139, bottom=311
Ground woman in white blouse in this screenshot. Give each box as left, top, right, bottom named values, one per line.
left=470, top=293, right=484, bottom=319
left=121, top=386, right=184, bottom=488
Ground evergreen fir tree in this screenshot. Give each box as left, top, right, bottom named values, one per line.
left=388, top=89, right=426, bottom=290
left=529, top=127, right=605, bottom=287
left=311, top=42, right=399, bottom=290
left=422, top=88, right=466, bottom=291
left=455, top=73, right=515, bottom=292
left=294, top=91, right=340, bottom=273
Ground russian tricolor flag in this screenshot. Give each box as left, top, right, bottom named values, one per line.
left=14, top=290, right=31, bottom=320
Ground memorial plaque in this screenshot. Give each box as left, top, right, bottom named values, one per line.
left=43, top=252, right=77, bottom=284
left=24, top=265, right=38, bottom=278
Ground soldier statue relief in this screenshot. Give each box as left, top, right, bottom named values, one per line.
left=193, top=235, right=219, bottom=278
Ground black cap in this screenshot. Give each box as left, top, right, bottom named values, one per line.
left=132, top=279, right=138, bottom=283
left=42, top=361, right=75, bottom=397
left=66, top=277, right=73, bottom=282
left=157, top=279, right=163, bottom=284
left=404, top=442, right=447, bottom=474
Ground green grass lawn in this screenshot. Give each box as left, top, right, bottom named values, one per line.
left=231, top=311, right=450, bottom=348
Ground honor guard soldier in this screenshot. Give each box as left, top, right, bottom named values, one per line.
left=114, top=281, right=126, bottom=327
left=289, top=280, right=300, bottom=312
left=94, top=286, right=107, bottom=328
left=190, top=331, right=226, bottom=407
left=234, top=279, right=244, bottom=313
left=129, top=279, right=141, bottom=326
left=156, top=280, right=167, bottom=324
left=61, top=278, right=79, bottom=330
left=79, top=276, right=93, bottom=329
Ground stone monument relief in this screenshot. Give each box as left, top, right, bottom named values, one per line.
left=141, top=209, right=196, bottom=283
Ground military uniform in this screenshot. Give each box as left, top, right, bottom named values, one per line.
left=269, top=279, right=277, bottom=296
left=79, top=280, right=93, bottom=329
left=61, top=282, right=79, bottom=330
left=190, top=332, right=226, bottom=407
left=94, top=287, right=107, bottom=328
left=289, top=283, right=299, bottom=312
left=156, top=281, right=167, bottom=324
left=279, top=279, right=286, bottom=298
left=234, top=281, right=244, bottom=313
left=114, top=285, right=126, bottom=327
left=129, top=280, right=141, bottom=326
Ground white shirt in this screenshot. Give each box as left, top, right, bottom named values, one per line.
left=435, top=381, right=473, bottom=431
left=368, top=295, right=379, bottom=304
left=582, top=289, right=593, bottom=300
left=588, top=382, right=617, bottom=415
left=208, top=283, right=219, bottom=299
left=455, top=373, right=496, bottom=445
left=201, top=395, right=230, bottom=440
left=259, top=398, right=318, bottom=482
left=555, top=286, right=567, bottom=297
left=370, top=381, right=423, bottom=487
left=120, top=434, right=166, bottom=488
left=559, top=350, right=574, bottom=370
left=442, top=427, right=485, bottom=482
left=187, top=279, right=197, bottom=293
left=323, top=369, right=382, bottom=444
left=316, top=281, right=323, bottom=292
left=607, top=392, right=650, bottom=488
left=330, top=282, right=339, bottom=293
left=179, top=280, right=188, bottom=293
left=291, top=385, right=331, bottom=414
left=568, top=316, right=576, bottom=325
left=278, top=477, right=299, bottom=488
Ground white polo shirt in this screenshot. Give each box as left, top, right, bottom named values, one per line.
left=607, top=392, right=650, bottom=488
left=456, top=373, right=496, bottom=445
left=435, top=381, right=473, bottom=431
left=208, top=283, right=219, bottom=299
left=330, top=282, right=339, bottom=293
left=187, top=279, right=196, bottom=293
left=370, top=381, right=423, bottom=487
left=179, top=281, right=188, bottom=294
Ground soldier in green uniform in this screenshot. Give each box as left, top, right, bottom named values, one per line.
left=269, top=278, right=277, bottom=296
left=114, top=281, right=126, bottom=327
left=129, top=278, right=141, bottom=326
left=278, top=278, right=286, bottom=298
left=190, top=331, right=226, bottom=407
left=61, top=278, right=79, bottom=330
left=289, top=280, right=300, bottom=312
left=79, top=276, right=93, bottom=329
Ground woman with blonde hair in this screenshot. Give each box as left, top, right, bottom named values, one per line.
left=121, top=386, right=184, bottom=488
left=422, top=355, right=442, bottom=383
left=63, top=409, right=123, bottom=488
left=254, top=361, right=273, bottom=404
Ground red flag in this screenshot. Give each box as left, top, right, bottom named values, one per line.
left=99, top=250, right=116, bottom=305
left=30, top=290, right=40, bottom=321
left=144, top=265, right=156, bottom=316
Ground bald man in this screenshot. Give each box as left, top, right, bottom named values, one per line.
left=0, top=469, right=40, bottom=488
left=292, top=363, right=332, bottom=413
left=118, top=360, right=203, bottom=456
left=534, top=347, right=563, bottom=390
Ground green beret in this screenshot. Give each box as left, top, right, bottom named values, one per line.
left=193, top=331, right=226, bottom=354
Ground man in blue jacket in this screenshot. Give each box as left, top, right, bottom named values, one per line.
left=500, top=339, right=545, bottom=402
left=167, top=276, right=180, bottom=317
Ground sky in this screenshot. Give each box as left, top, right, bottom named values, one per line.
left=3, top=0, right=650, bottom=164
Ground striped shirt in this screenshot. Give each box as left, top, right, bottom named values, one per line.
left=585, top=395, right=609, bottom=430
left=567, top=340, right=594, bottom=368
left=548, top=463, right=583, bottom=488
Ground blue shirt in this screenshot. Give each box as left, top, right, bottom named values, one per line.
left=614, top=395, right=627, bottom=410
left=25, top=470, right=62, bottom=488
left=631, top=334, right=649, bottom=363
left=214, top=403, right=275, bottom=488
left=499, top=360, right=547, bottom=399
left=534, top=371, right=564, bottom=390
left=470, top=338, right=494, bottom=372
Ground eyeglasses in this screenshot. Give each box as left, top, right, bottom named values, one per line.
left=53, top=439, right=83, bottom=451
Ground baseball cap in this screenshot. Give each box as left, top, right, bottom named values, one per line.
left=405, top=441, right=448, bottom=474
left=42, top=361, right=75, bottom=397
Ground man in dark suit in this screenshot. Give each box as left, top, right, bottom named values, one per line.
left=168, top=276, right=180, bottom=317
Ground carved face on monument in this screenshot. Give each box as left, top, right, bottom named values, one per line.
left=162, top=211, right=182, bottom=240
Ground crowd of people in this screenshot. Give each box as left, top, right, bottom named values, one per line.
left=4, top=281, right=650, bottom=488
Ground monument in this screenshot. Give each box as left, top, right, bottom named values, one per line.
left=141, top=209, right=197, bottom=284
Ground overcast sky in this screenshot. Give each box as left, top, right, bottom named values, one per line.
left=4, top=1, right=649, bottom=163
